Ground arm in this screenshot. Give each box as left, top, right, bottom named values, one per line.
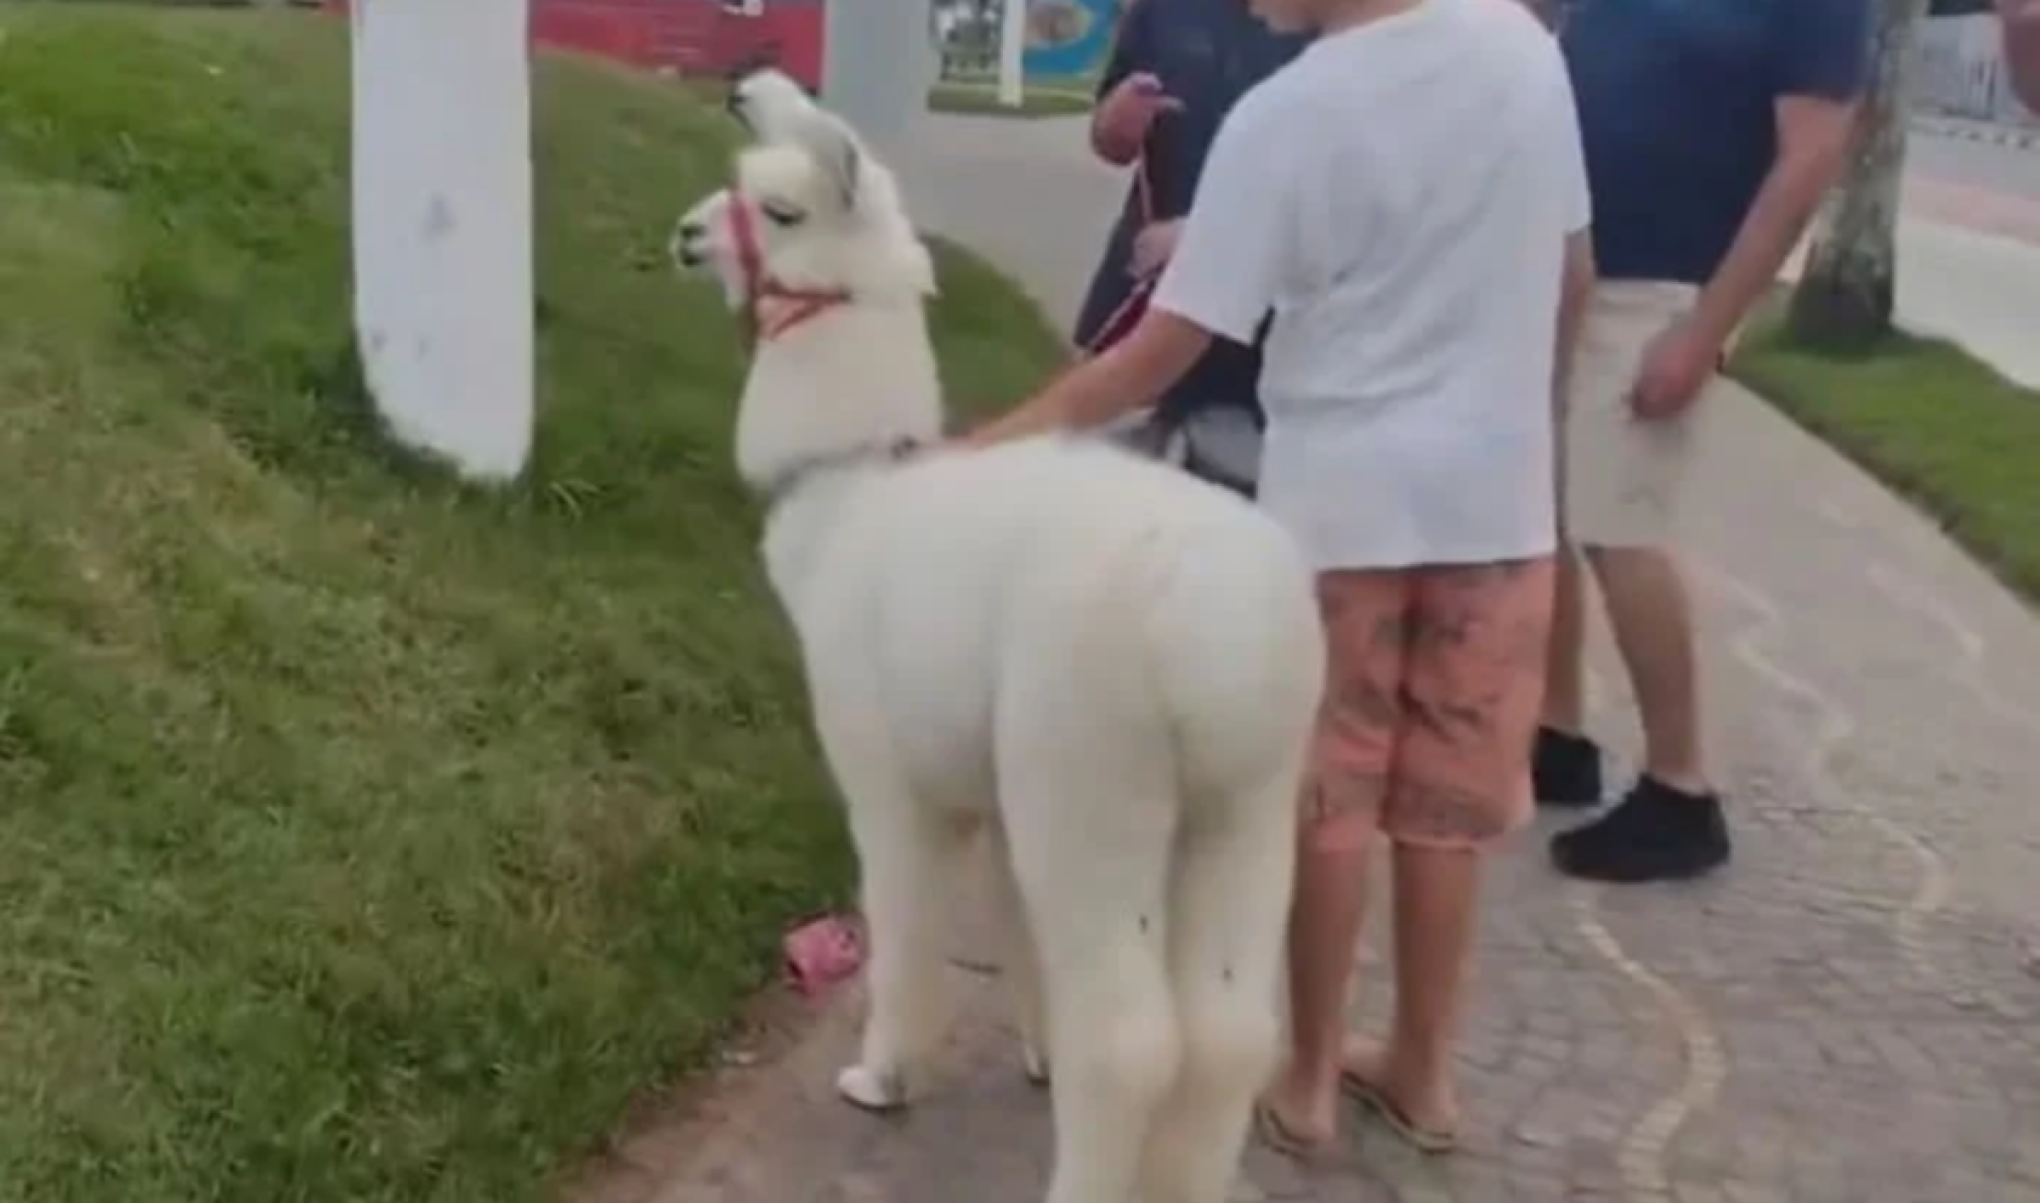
left=1686, top=96, right=1856, bottom=348
left=1554, top=231, right=1595, bottom=417
left=1547, top=60, right=1596, bottom=415
left=1547, top=62, right=1596, bottom=526
left=966, top=99, right=1292, bottom=450
left=1687, top=0, right=1869, bottom=348
left=1091, top=2, right=1154, bottom=165
left=2001, top=0, right=2040, bottom=114
left=1552, top=231, right=1595, bottom=538
left=962, top=313, right=1211, bottom=447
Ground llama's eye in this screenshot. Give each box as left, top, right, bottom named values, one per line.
left=761, top=201, right=806, bottom=227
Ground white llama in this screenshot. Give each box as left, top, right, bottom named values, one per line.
left=671, top=75, right=1326, bottom=1203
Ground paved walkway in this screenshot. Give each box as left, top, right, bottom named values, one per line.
left=1913, top=113, right=2040, bottom=152
left=585, top=116, right=2040, bottom=1203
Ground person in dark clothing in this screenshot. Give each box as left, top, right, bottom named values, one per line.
left=1073, top=0, right=1309, bottom=490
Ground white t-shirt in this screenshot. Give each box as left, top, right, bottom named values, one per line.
left=1151, top=0, right=1591, bottom=570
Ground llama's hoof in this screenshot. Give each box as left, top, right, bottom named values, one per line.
left=836, top=1064, right=909, bottom=1113
left=1022, top=1045, right=1051, bottom=1088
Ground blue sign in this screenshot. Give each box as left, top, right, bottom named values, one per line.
left=1022, top=0, right=1117, bottom=79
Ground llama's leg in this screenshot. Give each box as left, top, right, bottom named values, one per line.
left=984, top=819, right=1050, bottom=1086
left=1139, top=772, right=1301, bottom=1203
left=836, top=794, right=969, bottom=1112
left=1005, top=778, right=1179, bottom=1203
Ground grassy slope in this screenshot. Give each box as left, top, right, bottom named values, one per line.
left=0, top=7, right=1062, bottom=1202
left=1733, top=315, right=2040, bottom=603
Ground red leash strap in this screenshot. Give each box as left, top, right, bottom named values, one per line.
left=1078, top=154, right=1159, bottom=359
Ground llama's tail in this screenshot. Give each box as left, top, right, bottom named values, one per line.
left=1139, top=518, right=1325, bottom=802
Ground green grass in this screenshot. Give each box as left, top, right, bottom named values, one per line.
left=1733, top=313, right=2040, bottom=602
left=0, top=5, right=1063, bottom=1202
left=928, top=79, right=1097, bottom=118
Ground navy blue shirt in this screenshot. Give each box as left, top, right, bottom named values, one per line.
left=1560, top=0, right=1871, bottom=284
left=1072, top=0, right=1309, bottom=423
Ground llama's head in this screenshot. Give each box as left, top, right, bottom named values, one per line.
left=723, top=65, right=819, bottom=146
left=672, top=73, right=946, bottom=497
left=671, top=71, right=935, bottom=337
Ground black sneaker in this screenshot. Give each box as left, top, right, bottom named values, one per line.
left=1533, top=727, right=1603, bottom=808
left=1549, top=777, right=1731, bottom=883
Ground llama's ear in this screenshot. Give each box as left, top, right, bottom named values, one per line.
left=725, top=65, right=816, bottom=143
left=797, top=112, right=863, bottom=213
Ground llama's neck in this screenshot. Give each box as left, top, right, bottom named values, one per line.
left=737, top=300, right=942, bottom=619
left=734, top=300, right=944, bottom=497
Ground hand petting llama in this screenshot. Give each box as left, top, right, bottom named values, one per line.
left=670, top=71, right=1325, bottom=1203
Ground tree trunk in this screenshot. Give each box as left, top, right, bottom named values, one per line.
left=351, top=0, right=534, bottom=481
left=1787, top=0, right=1930, bottom=352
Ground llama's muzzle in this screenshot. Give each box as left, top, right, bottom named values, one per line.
left=671, top=219, right=708, bottom=268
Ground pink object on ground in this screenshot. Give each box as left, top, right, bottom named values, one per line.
left=782, top=914, right=865, bottom=996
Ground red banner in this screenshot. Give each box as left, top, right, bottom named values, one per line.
left=321, top=0, right=824, bottom=90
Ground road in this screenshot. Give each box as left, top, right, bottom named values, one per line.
left=1911, top=128, right=2040, bottom=201
left=1786, top=126, right=2040, bottom=386
left=1883, top=132, right=2040, bottom=385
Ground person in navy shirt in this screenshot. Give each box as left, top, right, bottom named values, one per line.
left=1536, top=0, right=1872, bottom=883
left=1073, top=0, right=1309, bottom=490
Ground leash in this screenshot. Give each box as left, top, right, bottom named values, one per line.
left=1077, top=153, right=1158, bottom=357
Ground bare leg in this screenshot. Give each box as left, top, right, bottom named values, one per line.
left=1347, top=558, right=1544, bottom=1140
left=1263, top=825, right=1371, bottom=1145
left=1552, top=544, right=1729, bottom=881
left=1263, top=571, right=1404, bottom=1147
left=1541, top=547, right=1590, bottom=734
left=1344, top=844, right=1480, bottom=1135
left=1586, top=545, right=1707, bottom=791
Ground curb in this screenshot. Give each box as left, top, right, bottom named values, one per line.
left=1911, top=116, right=2040, bottom=150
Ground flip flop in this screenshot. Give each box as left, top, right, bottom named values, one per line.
left=1339, top=1071, right=1459, bottom=1155
left=1253, top=1100, right=1330, bottom=1161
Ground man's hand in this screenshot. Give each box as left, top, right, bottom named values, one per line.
left=1093, top=72, right=1181, bottom=165
left=1129, top=219, right=1184, bottom=279
left=1629, top=316, right=1722, bottom=421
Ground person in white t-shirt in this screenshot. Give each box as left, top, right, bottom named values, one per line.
left=961, top=0, right=1594, bottom=1156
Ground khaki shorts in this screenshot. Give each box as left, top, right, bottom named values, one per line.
left=1562, top=281, right=1733, bottom=549
left=1305, top=560, right=1555, bottom=853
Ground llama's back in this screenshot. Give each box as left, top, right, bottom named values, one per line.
left=843, top=436, right=1323, bottom=810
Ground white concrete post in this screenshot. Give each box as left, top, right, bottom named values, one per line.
left=822, top=0, right=929, bottom=158
left=350, top=0, right=534, bottom=482
left=998, top=0, right=1027, bottom=107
